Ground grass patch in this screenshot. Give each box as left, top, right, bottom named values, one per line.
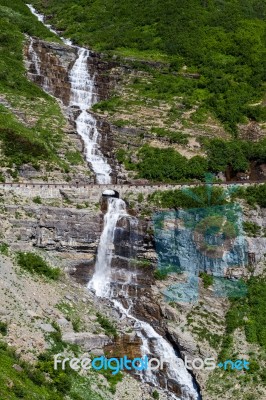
left=149, top=186, right=226, bottom=209
left=33, top=196, right=42, bottom=204
left=96, top=313, right=117, bottom=338
left=199, top=272, right=214, bottom=288
left=16, top=251, right=61, bottom=280
left=0, top=242, right=9, bottom=256
left=0, top=322, right=7, bottom=336
left=236, top=184, right=266, bottom=208
left=65, top=151, right=84, bottom=165
left=151, top=127, right=189, bottom=145
left=243, top=221, right=261, bottom=237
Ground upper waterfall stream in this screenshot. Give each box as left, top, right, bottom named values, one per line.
left=27, top=4, right=111, bottom=184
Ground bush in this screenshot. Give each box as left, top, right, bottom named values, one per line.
left=199, top=272, right=214, bottom=288
left=33, top=196, right=42, bottom=204
left=243, top=221, right=261, bottom=237
left=0, top=321, right=7, bottom=336
left=65, top=151, right=83, bottom=165
left=154, top=269, right=168, bottom=280
left=151, top=127, right=189, bottom=145
left=149, top=186, right=226, bottom=209
left=96, top=313, right=117, bottom=337
left=136, top=145, right=208, bottom=182
left=16, top=251, right=61, bottom=280
left=237, top=184, right=266, bottom=208
left=152, top=390, right=160, bottom=399
left=0, top=242, right=9, bottom=256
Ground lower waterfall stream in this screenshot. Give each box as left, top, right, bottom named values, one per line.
left=88, top=197, right=200, bottom=400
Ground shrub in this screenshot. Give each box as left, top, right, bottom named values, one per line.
left=243, top=221, right=261, bottom=237
left=0, top=242, right=9, bottom=256
left=154, top=269, right=168, bottom=280
left=96, top=313, right=117, bottom=337
left=152, top=390, right=160, bottom=399
left=65, top=151, right=83, bottom=165
left=16, top=252, right=61, bottom=280
left=0, top=321, right=7, bottom=336
left=199, top=272, right=214, bottom=288
left=33, top=196, right=42, bottom=204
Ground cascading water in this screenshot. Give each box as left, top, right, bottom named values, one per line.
left=88, top=197, right=128, bottom=297
left=88, top=197, right=200, bottom=400
left=69, top=49, right=112, bottom=184
left=27, top=5, right=200, bottom=398
left=27, top=4, right=112, bottom=184
left=28, top=37, right=41, bottom=76
left=27, top=4, right=72, bottom=45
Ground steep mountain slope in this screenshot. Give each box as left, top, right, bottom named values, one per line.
left=28, top=0, right=266, bottom=132
left=0, top=0, right=91, bottom=182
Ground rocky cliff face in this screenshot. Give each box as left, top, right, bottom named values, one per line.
left=25, top=38, right=119, bottom=182
left=26, top=39, right=76, bottom=105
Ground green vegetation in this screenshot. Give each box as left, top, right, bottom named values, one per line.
left=65, top=150, right=84, bottom=165
left=149, top=186, right=226, bottom=209
left=16, top=251, right=61, bottom=280
left=0, top=332, right=110, bottom=400
left=151, top=127, right=189, bottom=145
left=56, top=302, right=85, bottom=333
left=199, top=272, right=214, bottom=288
left=225, top=277, right=266, bottom=350
left=243, top=221, right=261, bottom=237
left=118, top=137, right=266, bottom=182
left=192, top=326, right=222, bottom=350
left=204, top=138, right=266, bottom=173
left=154, top=269, right=168, bottom=280
left=0, top=242, right=9, bottom=256
left=33, top=195, right=42, bottom=204
left=136, top=145, right=208, bottom=182
left=0, top=321, right=7, bottom=336
left=29, top=0, right=266, bottom=132
left=152, top=390, right=160, bottom=399
left=235, top=184, right=266, bottom=208
left=217, top=277, right=266, bottom=386
left=96, top=312, right=117, bottom=338
left=0, top=1, right=74, bottom=172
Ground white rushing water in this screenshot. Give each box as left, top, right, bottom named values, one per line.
left=88, top=197, right=199, bottom=400
left=69, top=48, right=112, bottom=184
left=114, top=300, right=199, bottom=400
left=88, top=197, right=127, bottom=296
left=27, top=5, right=199, bottom=398
left=27, top=4, right=112, bottom=184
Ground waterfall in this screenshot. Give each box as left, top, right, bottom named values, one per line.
left=27, top=4, right=112, bottom=184
left=69, top=49, right=112, bottom=184
left=28, top=37, right=41, bottom=76
left=88, top=197, right=127, bottom=296
left=27, top=4, right=72, bottom=45
left=88, top=197, right=200, bottom=400
left=27, top=37, right=50, bottom=92
left=27, top=4, right=200, bottom=398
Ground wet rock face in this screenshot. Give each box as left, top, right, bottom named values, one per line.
left=25, top=39, right=76, bottom=105
left=88, top=51, right=118, bottom=101
left=25, top=41, right=117, bottom=106
left=25, top=38, right=118, bottom=181
left=104, top=334, right=142, bottom=359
